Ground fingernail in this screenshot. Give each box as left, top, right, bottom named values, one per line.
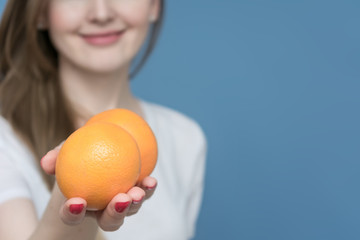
left=69, top=204, right=84, bottom=214
left=115, top=201, right=130, bottom=213
left=132, top=196, right=144, bottom=205
left=146, top=183, right=157, bottom=191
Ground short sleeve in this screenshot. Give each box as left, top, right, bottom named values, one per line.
left=0, top=150, right=32, bottom=205
left=185, top=125, right=207, bottom=239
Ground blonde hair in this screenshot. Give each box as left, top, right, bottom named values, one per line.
left=0, top=0, right=165, bottom=190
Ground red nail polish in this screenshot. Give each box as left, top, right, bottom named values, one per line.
left=69, top=204, right=84, bottom=214
left=115, top=201, right=130, bottom=213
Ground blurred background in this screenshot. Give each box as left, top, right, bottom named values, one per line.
left=1, top=0, right=359, bottom=239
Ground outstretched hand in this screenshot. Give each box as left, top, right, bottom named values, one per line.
left=40, top=145, right=157, bottom=231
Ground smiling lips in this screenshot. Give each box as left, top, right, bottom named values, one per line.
left=81, top=31, right=124, bottom=46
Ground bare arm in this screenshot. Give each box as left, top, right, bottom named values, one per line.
left=0, top=198, right=38, bottom=239
left=0, top=147, right=157, bottom=240
left=0, top=184, right=100, bottom=240
left=29, top=183, right=99, bottom=240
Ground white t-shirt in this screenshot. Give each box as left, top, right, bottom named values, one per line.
left=0, top=100, right=207, bottom=240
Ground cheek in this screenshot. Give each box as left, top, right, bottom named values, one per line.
left=120, top=2, right=152, bottom=51
left=48, top=4, right=83, bottom=33
left=120, top=3, right=151, bottom=27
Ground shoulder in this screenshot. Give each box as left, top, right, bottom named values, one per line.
left=0, top=115, right=17, bottom=149
left=0, top=115, right=33, bottom=162
left=0, top=116, right=34, bottom=205
left=142, top=101, right=207, bottom=150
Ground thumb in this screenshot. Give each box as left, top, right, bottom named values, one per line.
left=40, top=141, right=65, bottom=175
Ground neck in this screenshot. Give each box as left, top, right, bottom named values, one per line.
left=59, top=59, right=142, bottom=128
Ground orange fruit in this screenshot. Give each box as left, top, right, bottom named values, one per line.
left=56, top=122, right=141, bottom=210
left=86, top=108, right=158, bottom=183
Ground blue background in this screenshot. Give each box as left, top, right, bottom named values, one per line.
left=1, top=0, right=360, bottom=239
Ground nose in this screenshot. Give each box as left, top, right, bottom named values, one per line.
left=88, top=0, right=114, bottom=24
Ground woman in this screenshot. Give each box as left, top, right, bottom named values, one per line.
left=0, top=0, right=207, bottom=239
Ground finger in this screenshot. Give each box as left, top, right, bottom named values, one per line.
left=126, top=186, right=145, bottom=216
left=40, top=142, right=65, bottom=175
left=59, top=197, right=86, bottom=225
left=97, top=193, right=131, bottom=231
left=139, top=176, right=157, bottom=200
left=40, top=148, right=60, bottom=175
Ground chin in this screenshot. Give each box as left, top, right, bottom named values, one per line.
left=78, top=59, right=130, bottom=75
